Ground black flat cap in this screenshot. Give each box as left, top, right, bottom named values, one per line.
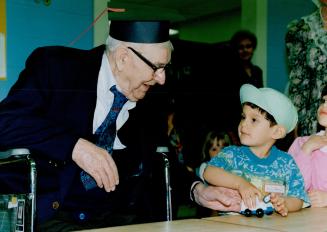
left=109, top=20, right=170, bottom=43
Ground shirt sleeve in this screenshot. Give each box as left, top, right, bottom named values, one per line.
left=288, top=137, right=312, bottom=191
left=286, top=19, right=311, bottom=102
left=207, top=146, right=234, bottom=171
left=196, top=162, right=207, bottom=181
left=0, top=47, right=81, bottom=162
left=285, top=155, right=310, bottom=205
left=285, top=18, right=315, bottom=134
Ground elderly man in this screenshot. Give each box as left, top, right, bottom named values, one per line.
left=0, top=20, right=240, bottom=231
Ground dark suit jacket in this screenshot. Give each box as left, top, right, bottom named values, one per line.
left=0, top=45, right=170, bottom=223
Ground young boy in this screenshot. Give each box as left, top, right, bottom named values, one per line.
left=203, top=84, right=309, bottom=217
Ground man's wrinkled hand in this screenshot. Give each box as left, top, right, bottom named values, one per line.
left=194, top=183, right=241, bottom=212
left=72, top=138, right=119, bottom=192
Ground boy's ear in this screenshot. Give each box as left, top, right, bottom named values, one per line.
left=272, top=125, right=287, bottom=139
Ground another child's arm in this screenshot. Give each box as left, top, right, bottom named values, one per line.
left=308, top=190, right=327, bottom=207
left=301, top=135, right=327, bottom=155
left=204, top=165, right=261, bottom=208
left=270, top=193, right=303, bottom=217
left=288, top=137, right=312, bottom=191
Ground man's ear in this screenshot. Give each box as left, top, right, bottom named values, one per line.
left=115, top=47, right=129, bottom=71
left=272, top=125, right=287, bottom=139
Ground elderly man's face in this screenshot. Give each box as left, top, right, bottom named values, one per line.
left=123, top=44, right=171, bottom=101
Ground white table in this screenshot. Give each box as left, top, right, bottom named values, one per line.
left=79, top=207, right=327, bottom=232
left=80, top=218, right=272, bottom=232
left=204, top=207, right=326, bottom=232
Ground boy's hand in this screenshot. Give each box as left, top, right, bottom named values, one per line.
left=302, top=135, right=327, bottom=155
left=308, top=189, right=327, bottom=207
left=270, top=193, right=288, bottom=216
left=238, top=180, right=262, bottom=209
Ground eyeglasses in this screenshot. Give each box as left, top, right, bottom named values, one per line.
left=127, top=46, right=170, bottom=74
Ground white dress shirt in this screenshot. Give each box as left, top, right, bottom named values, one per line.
left=93, top=53, right=136, bottom=150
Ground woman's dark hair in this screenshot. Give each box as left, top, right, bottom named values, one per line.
left=230, top=30, right=257, bottom=50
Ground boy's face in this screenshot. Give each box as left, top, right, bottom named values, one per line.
left=317, top=95, right=327, bottom=128
left=238, top=104, right=275, bottom=146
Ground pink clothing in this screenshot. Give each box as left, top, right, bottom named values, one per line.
left=288, top=135, right=327, bottom=192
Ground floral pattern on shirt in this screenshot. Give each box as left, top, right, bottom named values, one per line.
left=208, top=146, right=309, bottom=203
left=286, top=10, right=327, bottom=136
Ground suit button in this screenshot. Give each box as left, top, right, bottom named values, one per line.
left=79, top=212, right=86, bottom=220
left=52, top=201, right=60, bottom=210
left=49, top=160, right=58, bottom=167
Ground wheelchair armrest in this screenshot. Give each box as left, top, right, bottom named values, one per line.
left=0, top=148, right=31, bottom=159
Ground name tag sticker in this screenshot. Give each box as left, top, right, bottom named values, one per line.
left=264, top=183, right=285, bottom=194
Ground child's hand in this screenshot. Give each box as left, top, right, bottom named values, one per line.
left=301, top=135, right=327, bottom=155
left=308, top=189, right=327, bottom=207
left=270, top=193, right=288, bottom=216
left=238, top=180, right=261, bottom=209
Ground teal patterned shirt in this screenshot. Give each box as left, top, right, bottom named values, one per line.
left=208, top=145, right=309, bottom=204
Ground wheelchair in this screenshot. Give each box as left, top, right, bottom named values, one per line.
left=0, top=149, right=36, bottom=232
left=0, top=146, right=170, bottom=231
